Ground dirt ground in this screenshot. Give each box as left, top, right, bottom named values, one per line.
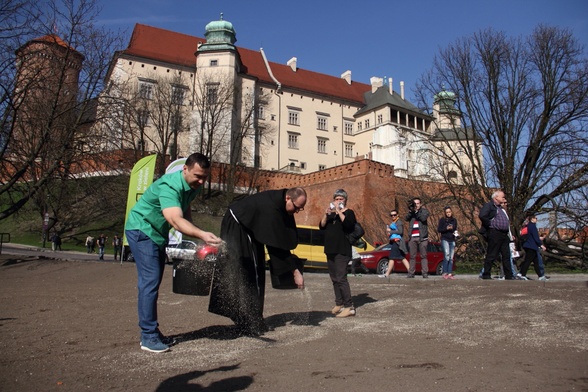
left=1, top=250, right=587, bottom=392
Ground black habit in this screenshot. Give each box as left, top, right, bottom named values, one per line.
left=208, top=189, right=299, bottom=333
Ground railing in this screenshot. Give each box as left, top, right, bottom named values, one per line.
left=0, top=233, right=10, bottom=255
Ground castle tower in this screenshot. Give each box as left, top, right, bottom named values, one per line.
left=11, top=34, right=84, bottom=165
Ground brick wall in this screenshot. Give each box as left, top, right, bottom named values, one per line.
left=214, top=159, right=476, bottom=246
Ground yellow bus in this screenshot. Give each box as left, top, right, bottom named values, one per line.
left=292, top=225, right=374, bottom=270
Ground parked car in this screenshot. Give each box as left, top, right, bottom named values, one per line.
left=166, top=240, right=218, bottom=263
left=359, top=241, right=448, bottom=275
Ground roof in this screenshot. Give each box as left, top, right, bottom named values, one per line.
left=120, top=24, right=371, bottom=105
left=355, top=85, right=428, bottom=117
left=17, top=34, right=84, bottom=60
left=432, top=127, right=477, bottom=141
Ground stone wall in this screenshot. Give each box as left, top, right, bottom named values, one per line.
left=214, top=159, right=476, bottom=246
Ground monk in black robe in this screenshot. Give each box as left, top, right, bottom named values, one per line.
left=208, top=187, right=306, bottom=335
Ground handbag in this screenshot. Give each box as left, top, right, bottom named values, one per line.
left=346, top=222, right=365, bottom=247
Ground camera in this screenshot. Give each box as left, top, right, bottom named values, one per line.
left=408, top=200, right=417, bottom=211
left=329, top=202, right=335, bottom=210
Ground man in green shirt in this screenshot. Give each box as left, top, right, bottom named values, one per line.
left=125, top=153, right=221, bottom=353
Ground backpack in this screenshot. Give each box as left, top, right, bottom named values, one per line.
left=519, top=226, right=528, bottom=247
left=346, top=222, right=365, bottom=247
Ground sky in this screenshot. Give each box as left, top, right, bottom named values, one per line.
left=95, top=0, right=588, bottom=103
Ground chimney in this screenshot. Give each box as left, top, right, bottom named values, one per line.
left=400, top=81, right=405, bottom=100
left=341, top=70, right=352, bottom=85
left=388, top=77, right=393, bottom=95
left=287, top=57, right=297, bottom=72
left=370, top=76, right=383, bottom=93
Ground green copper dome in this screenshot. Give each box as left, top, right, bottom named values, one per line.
left=434, top=88, right=456, bottom=102
left=203, top=13, right=236, bottom=45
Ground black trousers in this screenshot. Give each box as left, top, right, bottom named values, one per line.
left=483, top=229, right=513, bottom=279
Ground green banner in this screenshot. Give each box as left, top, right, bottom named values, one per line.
left=122, top=154, right=157, bottom=245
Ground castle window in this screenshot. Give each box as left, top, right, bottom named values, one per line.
left=317, top=138, right=327, bottom=153
left=171, top=85, right=187, bottom=105
left=139, top=80, right=155, bottom=100
left=317, top=116, right=328, bottom=131
left=210, top=59, right=218, bottom=66
left=288, top=132, right=299, bottom=149
left=344, top=143, right=354, bottom=157
left=288, top=110, right=299, bottom=125
left=207, top=84, right=218, bottom=105
left=138, top=110, right=150, bottom=128
left=344, top=121, right=353, bottom=135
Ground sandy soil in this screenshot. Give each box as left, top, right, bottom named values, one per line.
left=0, top=251, right=587, bottom=392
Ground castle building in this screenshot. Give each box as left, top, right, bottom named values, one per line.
left=104, top=15, right=470, bottom=181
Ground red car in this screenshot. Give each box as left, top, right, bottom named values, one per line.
left=359, top=242, right=448, bottom=275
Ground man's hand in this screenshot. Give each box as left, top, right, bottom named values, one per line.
left=200, top=231, right=222, bottom=246
left=293, top=269, right=304, bottom=289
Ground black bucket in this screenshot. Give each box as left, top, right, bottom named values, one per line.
left=269, top=255, right=306, bottom=289
left=172, top=255, right=217, bottom=296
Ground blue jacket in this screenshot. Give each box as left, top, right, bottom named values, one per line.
left=522, top=222, right=542, bottom=250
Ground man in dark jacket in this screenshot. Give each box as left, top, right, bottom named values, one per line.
left=405, top=197, right=430, bottom=278
left=208, top=187, right=306, bottom=336
left=479, top=190, right=513, bottom=279
left=520, top=214, right=547, bottom=280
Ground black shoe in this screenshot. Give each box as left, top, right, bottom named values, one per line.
left=422, top=274, right=429, bottom=279
left=481, top=275, right=492, bottom=280
left=406, top=274, right=415, bottom=278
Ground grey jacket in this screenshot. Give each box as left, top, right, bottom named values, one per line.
left=405, top=207, right=429, bottom=241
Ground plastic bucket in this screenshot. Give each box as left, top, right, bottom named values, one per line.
left=172, top=255, right=216, bottom=296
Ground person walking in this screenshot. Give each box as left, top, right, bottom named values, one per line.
left=208, top=187, right=306, bottom=336
left=379, top=209, right=409, bottom=278
left=53, top=233, right=62, bottom=251
left=125, top=152, right=222, bottom=353
left=112, top=235, right=122, bottom=261
left=319, top=189, right=356, bottom=318
left=405, top=197, right=430, bottom=278
left=519, top=214, right=548, bottom=281
left=97, top=234, right=107, bottom=260
left=85, top=235, right=94, bottom=253
left=437, top=206, right=458, bottom=279
left=479, top=191, right=514, bottom=280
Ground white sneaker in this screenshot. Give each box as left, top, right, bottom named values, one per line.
left=517, top=273, right=529, bottom=281
left=538, top=276, right=549, bottom=281
left=378, top=274, right=387, bottom=278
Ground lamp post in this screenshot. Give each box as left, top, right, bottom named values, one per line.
left=42, top=212, right=49, bottom=248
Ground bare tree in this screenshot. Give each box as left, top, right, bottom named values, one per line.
left=415, top=25, right=588, bottom=265
left=190, top=73, right=275, bottom=199
left=99, top=72, right=192, bottom=175
left=0, top=0, right=124, bottom=230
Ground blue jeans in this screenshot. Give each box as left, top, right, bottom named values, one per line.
left=126, top=230, right=166, bottom=340
left=537, top=251, right=545, bottom=277
left=441, top=239, right=455, bottom=274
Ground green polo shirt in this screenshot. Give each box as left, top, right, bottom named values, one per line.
left=125, top=170, right=198, bottom=249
